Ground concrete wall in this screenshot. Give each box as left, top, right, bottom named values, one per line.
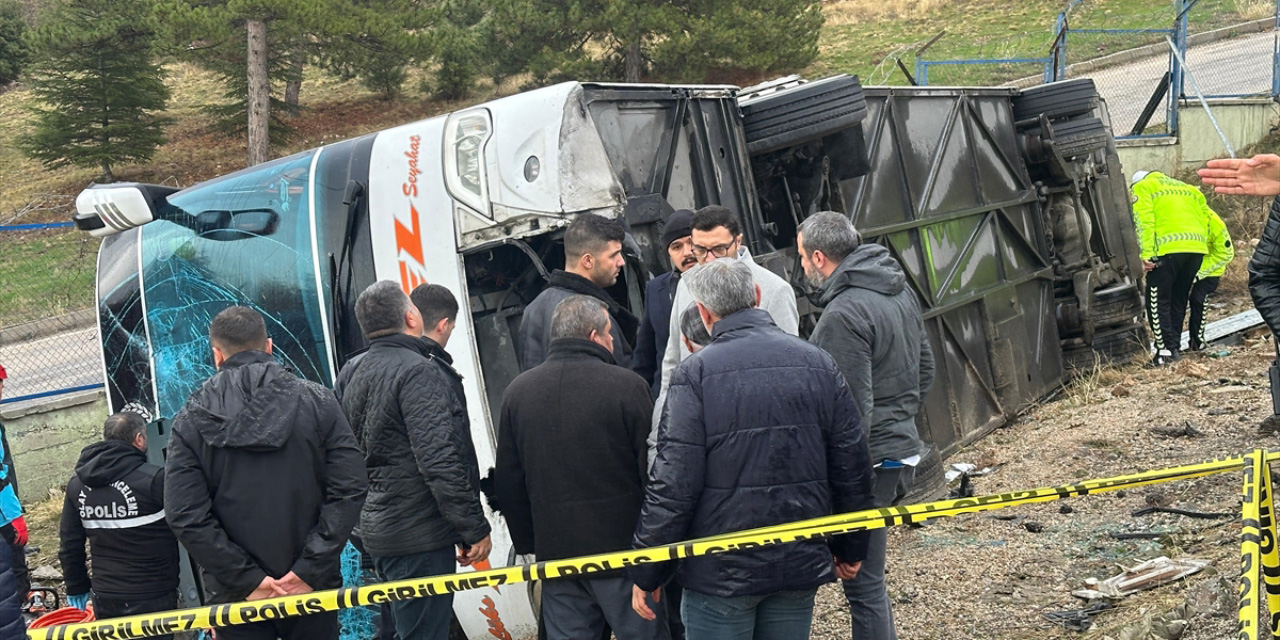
left=0, top=390, right=106, bottom=500
left=1116, top=97, right=1280, bottom=176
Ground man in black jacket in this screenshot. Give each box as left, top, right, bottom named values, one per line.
left=59, top=411, right=178, bottom=631
left=1200, top=155, right=1280, bottom=334
left=633, top=209, right=697, bottom=397
left=520, top=213, right=638, bottom=370
left=798, top=212, right=935, bottom=640
left=630, top=260, right=875, bottom=640
left=165, top=306, right=368, bottom=640
left=339, top=281, right=491, bottom=640
left=497, top=295, right=666, bottom=640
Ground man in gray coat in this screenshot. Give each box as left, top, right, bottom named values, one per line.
left=798, top=211, right=934, bottom=640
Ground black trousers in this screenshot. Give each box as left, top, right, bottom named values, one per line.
left=94, top=591, right=178, bottom=640
left=0, top=524, right=28, bottom=601
left=1189, top=277, right=1221, bottom=351
left=1145, top=253, right=1203, bottom=353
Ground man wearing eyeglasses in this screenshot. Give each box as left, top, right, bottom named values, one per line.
left=648, top=206, right=799, bottom=461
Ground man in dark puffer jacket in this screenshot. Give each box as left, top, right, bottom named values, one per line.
left=0, top=543, right=23, bottom=640
left=338, top=281, right=491, bottom=640
left=630, top=260, right=876, bottom=640
left=166, top=306, right=367, bottom=640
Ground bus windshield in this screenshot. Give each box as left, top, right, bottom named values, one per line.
left=139, top=150, right=333, bottom=419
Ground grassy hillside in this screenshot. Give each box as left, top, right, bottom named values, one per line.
left=0, top=0, right=1270, bottom=325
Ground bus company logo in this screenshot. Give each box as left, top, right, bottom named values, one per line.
left=396, top=135, right=429, bottom=293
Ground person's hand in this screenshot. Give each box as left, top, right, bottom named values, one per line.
left=276, top=572, right=313, bottom=595
left=631, top=585, right=661, bottom=620
left=66, top=593, right=90, bottom=611
left=834, top=558, right=862, bottom=581
left=1198, top=154, right=1280, bottom=195
left=1143, top=260, right=1156, bottom=272
left=246, top=576, right=286, bottom=601
left=11, top=516, right=27, bottom=546
left=457, top=536, right=492, bottom=566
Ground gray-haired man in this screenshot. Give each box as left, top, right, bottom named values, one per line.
left=798, top=211, right=935, bottom=640
left=631, top=260, right=874, bottom=640
left=496, top=295, right=664, bottom=640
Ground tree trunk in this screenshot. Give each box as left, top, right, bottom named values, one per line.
left=246, top=18, right=270, bottom=166
left=624, top=40, right=643, bottom=83
left=284, top=49, right=303, bottom=117
left=100, top=160, right=114, bottom=184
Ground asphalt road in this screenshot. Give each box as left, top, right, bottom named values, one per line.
left=1083, top=30, right=1274, bottom=134
left=0, top=326, right=101, bottom=409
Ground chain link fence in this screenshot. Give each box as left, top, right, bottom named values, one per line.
left=901, top=0, right=1280, bottom=139
left=0, top=220, right=103, bottom=408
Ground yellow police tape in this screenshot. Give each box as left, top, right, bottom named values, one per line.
left=28, top=451, right=1280, bottom=640
left=1240, top=451, right=1263, bottom=640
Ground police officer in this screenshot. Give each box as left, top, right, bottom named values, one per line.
left=1131, top=170, right=1214, bottom=365
left=1188, top=210, right=1234, bottom=352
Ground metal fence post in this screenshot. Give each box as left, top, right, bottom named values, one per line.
left=1169, top=0, right=1189, bottom=135
left=1272, top=0, right=1280, bottom=98
left=1054, top=11, right=1068, bottom=80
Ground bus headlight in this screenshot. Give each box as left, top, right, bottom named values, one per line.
left=444, top=109, right=493, bottom=218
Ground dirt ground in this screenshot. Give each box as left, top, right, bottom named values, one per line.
left=811, top=298, right=1272, bottom=639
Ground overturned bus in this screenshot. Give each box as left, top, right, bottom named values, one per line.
left=74, top=75, right=1143, bottom=638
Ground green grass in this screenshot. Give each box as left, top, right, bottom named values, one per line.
left=0, top=229, right=99, bottom=326
left=0, top=0, right=1270, bottom=327
left=810, top=0, right=1264, bottom=86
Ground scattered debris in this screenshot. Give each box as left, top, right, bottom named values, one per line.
left=1023, top=521, right=1044, bottom=533
left=1259, top=414, right=1280, bottom=435
left=1111, top=384, right=1131, bottom=398
left=1042, top=600, right=1115, bottom=632
left=1151, top=421, right=1203, bottom=438
left=944, top=463, right=1000, bottom=484
left=1060, top=504, right=1074, bottom=514
left=1132, top=506, right=1232, bottom=520
left=1209, top=385, right=1252, bottom=394
left=1182, top=362, right=1210, bottom=379
left=1108, top=531, right=1170, bottom=541
left=1108, top=604, right=1188, bottom=640
left=1208, top=349, right=1232, bottom=359
left=1073, top=557, right=1210, bottom=600
left=1183, top=573, right=1234, bottom=619
left=1206, top=407, right=1231, bottom=416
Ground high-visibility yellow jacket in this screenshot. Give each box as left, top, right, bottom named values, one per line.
left=1131, top=172, right=1212, bottom=261
left=1197, top=210, right=1233, bottom=279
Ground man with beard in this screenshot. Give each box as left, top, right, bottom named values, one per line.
left=797, top=211, right=934, bottom=640
left=520, top=213, right=638, bottom=370
left=633, top=209, right=697, bottom=397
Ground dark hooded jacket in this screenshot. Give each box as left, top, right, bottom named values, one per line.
left=165, top=350, right=367, bottom=603
left=337, top=334, right=490, bottom=558
left=519, top=270, right=639, bottom=371
left=810, top=244, right=935, bottom=463
left=1250, top=196, right=1280, bottom=336
left=631, top=308, right=876, bottom=598
left=59, top=440, right=178, bottom=598
left=0, top=543, right=23, bottom=640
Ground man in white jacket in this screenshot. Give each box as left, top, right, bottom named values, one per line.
left=651, top=206, right=799, bottom=446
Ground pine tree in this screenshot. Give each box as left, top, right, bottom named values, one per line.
left=0, top=0, right=28, bottom=86
left=488, top=0, right=824, bottom=85
left=18, top=0, right=169, bottom=182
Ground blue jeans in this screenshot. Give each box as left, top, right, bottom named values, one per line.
left=372, top=547, right=457, bottom=640
left=681, top=589, right=817, bottom=640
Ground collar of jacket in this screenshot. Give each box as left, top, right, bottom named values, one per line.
left=422, top=336, right=463, bottom=382
left=220, top=350, right=275, bottom=370
left=710, top=307, right=776, bottom=340
left=545, top=338, right=616, bottom=365
left=369, top=332, right=434, bottom=359
left=547, top=270, right=640, bottom=341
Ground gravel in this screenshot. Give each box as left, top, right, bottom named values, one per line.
left=810, top=328, right=1275, bottom=639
